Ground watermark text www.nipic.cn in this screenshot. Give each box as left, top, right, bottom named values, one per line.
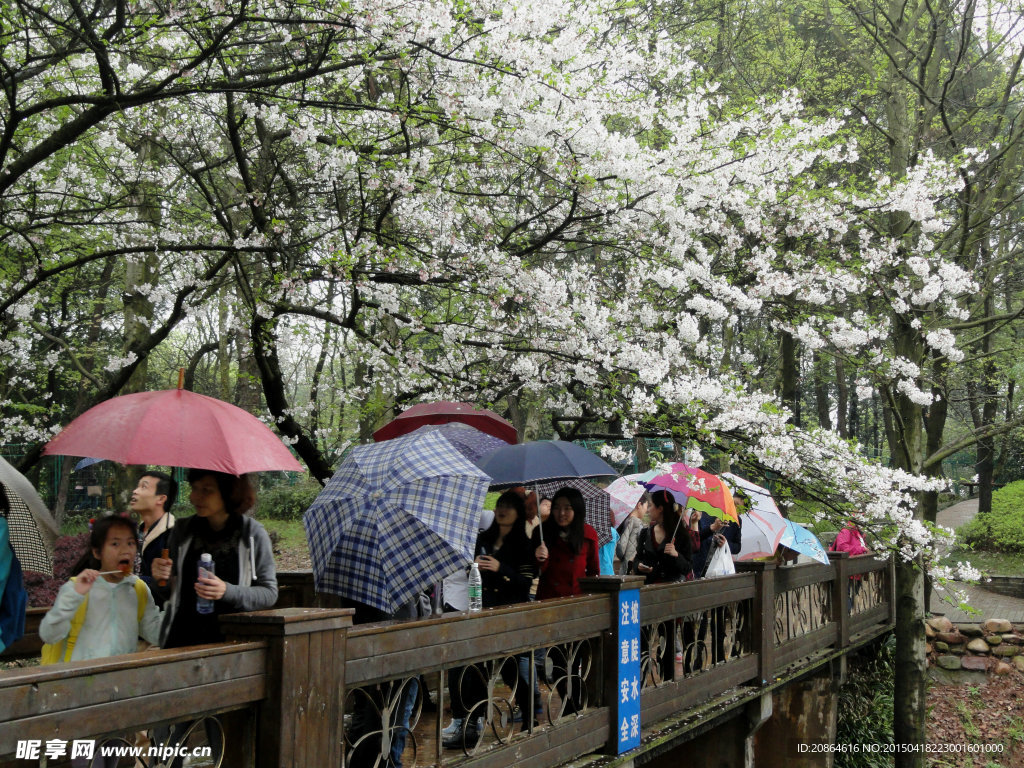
left=797, top=743, right=1005, bottom=755
left=16, top=740, right=213, bottom=762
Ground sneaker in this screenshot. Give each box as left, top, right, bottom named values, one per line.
left=442, top=722, right=481, bottom=750
left=441, top=718, right=464, bottom=738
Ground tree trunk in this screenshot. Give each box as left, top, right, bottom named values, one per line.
left=894, top=557, right=927, bottom=768
left=779, top=331, right=799, bottom=426
left=813, top=351, right=832, bottom=430
left=250, top=315, right=333, bottom=483
left=836, top=358, right=848, bottom=439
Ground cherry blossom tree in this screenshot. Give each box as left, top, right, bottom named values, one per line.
left=0, top=0, right=994, bottom=754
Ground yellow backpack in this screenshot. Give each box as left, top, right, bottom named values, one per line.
left=41, top=578, right=148, bottom=664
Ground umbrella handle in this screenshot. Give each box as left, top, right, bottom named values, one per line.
left=669, top=514, right=683, bottom=544
left=533, top=485, right=543, bottom=544
left=158, top=548, right=169, bottom=587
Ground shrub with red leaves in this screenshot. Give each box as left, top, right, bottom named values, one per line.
left=23, top=532, right=89, bottom=607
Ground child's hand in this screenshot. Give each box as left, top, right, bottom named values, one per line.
left=151, top=557, right=173, bottom=582
left=196, top=571, right=227, bottom=601
left=74, top=570, right=99, bottom=595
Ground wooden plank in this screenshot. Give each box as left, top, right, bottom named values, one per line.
left=774, top=625, right=836, bottom=670
left=0, top=641, right=266, bottom=688
left=775, top=564, right=834, bottom=592
left=641, top=580, right=756, bottom=624
left=850, top=604, right=889, bottom=635
left=346, top=615, right=606, bottom=686
left=1, top=646, right=266, bottom=720
left=847, top=556, right=888, bottom=577
left=640, top=656, right=759, bottom=725
left=298, top=630, right=318, bottom=768
left=458, top=708, right=610, bottom=768
left=0, top=608, right=45, bottom=659
left=347, top=597, right=607, bottom=650
left=0, top=677, right=264, bottom=753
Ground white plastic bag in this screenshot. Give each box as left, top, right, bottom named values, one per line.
left=704, top=544, right=736, bottom=578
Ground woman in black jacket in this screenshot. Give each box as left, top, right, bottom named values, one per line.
left=444, top=491, right=539, bottom=749
left=630, top=489, right=692, bottom=583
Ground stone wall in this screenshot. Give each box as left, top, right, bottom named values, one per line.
left=981, top=577, right=1024, bottom=600
left=926, top=616, right=1024, bottom=676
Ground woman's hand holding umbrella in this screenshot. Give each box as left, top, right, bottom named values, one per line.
left=664, top=541, right=678, bottom=558
left=535, top=542, right=549, bottom=563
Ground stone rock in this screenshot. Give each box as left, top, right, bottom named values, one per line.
left=995, top=662, right=1014, bottom=676
left=936, top=655, right=962, bottom=671
left=1013, top=656, right=1024, bottom=673
left=967, top=638, right=991, bottom=653
left=986, top=635, right=1003, bottom=646
left=983, top=619, right=1013, bottom=633
left=936, top=631, right=964, bottom=645
left=928, top=616, right=954, bottom=632
left=1001, top=635, right=1022, bottom=645
left=925, top=623, right=937, bottom=639
left=934, top=641, right=949, bottom=652
left=961, top=655, right=990, bottom=672
left=959, top=624, right=984, bottom=637
left=995, top=646, right=1018, bottom=658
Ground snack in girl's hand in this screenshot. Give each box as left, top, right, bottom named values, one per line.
left=39, top=516, right=162, bottom=663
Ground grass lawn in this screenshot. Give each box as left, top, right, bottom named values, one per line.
left=262, top=519, right=308, bottom=552
left=939, top=547, right=1024, bottom=577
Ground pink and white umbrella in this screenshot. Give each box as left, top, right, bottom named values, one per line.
left=605, top=477, right=645, bottom=527
left=724, top=474, right=788, bottom=561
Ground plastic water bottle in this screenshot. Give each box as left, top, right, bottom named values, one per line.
left=197, top=553, right=215, bottom=615
left=468, top=563, right=483, bottom=612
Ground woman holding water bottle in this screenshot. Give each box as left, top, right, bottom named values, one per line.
left=151, top=469, right=277, bottom=648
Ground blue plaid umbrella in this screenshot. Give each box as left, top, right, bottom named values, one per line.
left=304, top=431, right=491, bottom=614
left=404, top=423, right=506, bottom=464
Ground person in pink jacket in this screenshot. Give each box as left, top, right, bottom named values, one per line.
left=831, top=520, right=869, bottom=609
left=832, top=521, right=868, bottom=557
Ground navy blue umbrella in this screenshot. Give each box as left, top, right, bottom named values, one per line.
left=475, top=440, right=616, bottom=488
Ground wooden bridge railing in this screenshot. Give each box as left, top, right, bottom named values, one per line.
left=0, top=553, right=894, bottom=768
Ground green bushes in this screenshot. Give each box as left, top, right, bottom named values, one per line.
left=960, top=480, right=1024, bottom=553
left=257, top=478, right=324, bottom=521
left=836, top=634, right=895, bottom=768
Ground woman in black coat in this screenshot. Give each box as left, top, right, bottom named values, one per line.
left=444, top=491, right=539, bottom=749
left=630, top=489, right=692, bottom=583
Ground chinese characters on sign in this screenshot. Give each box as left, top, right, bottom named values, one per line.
left=617, top=589, right=641, bottom=753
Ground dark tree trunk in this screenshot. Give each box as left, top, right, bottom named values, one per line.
left=250, top=315, right=333, bottom=484
left=836, top=358, right=849, bottom=439
left=779, top=331, right=799, bottom=426
left=813, top=351, right=832, bottom=430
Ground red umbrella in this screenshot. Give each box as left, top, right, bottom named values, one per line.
left=372, top=401, right=517, bottom=444
left=44, top=385, right=304, bottom=476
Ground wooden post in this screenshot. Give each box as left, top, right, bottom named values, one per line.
left=734, top=561, right=776, bottom=686
left=580, top=575, right=646, bottom=756
left=221, top=607, right=354, bottom=768
left=828, top=551, right=850, bottom=648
